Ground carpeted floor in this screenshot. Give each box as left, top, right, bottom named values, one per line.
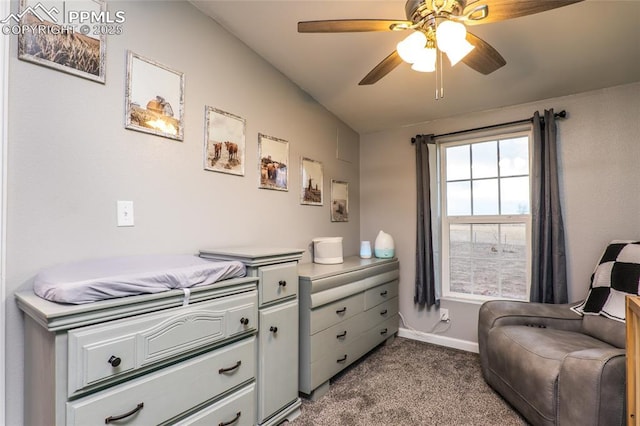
left=291, top=337, right=528, bottom=425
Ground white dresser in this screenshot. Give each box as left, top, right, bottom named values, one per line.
left=297, top=256, right=400, bottom=399
left=16, top=276, right=260, bottom=425
left=199, top=247, right=304, bottom=426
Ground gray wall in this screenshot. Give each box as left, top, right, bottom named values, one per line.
left=4, top=2, right=359, bottom=424
left=360, top=82, right=640, bottom=344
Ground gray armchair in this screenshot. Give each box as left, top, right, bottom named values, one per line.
left=478, top=300, right=626, bottom=426
left=479, top=241, right=639, bottom=425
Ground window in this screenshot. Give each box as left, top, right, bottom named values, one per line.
left=440, top=128, right=532, bottom=301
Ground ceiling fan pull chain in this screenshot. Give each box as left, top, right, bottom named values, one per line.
left=435, top=48, right=444, bottom=100
left=440, top=50, right=445, bottom=99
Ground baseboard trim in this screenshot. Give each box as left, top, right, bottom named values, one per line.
left=398, top=328, right=479, bottom=353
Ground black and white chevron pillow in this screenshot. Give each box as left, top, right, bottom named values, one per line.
left=571, top=240, right=640, bottom=322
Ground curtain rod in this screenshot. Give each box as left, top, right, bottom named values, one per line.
left=411, top=110, right=567, bottom=143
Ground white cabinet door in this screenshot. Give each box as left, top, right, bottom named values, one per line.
left=258, top=300, right=298, bottom=423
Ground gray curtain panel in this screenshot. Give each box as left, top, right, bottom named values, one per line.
left=530, top=109, right=568, bottom=303
left=414, top=134, right=438, bottom=307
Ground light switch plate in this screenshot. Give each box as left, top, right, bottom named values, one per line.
left=117, top=201, right=134, bottom=227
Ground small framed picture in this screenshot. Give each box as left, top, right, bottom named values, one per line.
left=17, top=0, right=107, bottom=83
left=258, top=133, right=288, bottom=191
left=204, top=107, right=245, bottom=176
left=301, top=157, right=323, bottom=205
left=331, top=180, right=349, bottom=222
left=125, top=51, right=185, bottom=141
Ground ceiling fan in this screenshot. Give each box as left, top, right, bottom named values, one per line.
left=298, top=0, right=583, bottom=86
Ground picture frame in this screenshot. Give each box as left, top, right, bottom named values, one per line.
left=125, top=50, right=185, bottom=141
left=258, top=133, right=288, bottom=191
left=204, top=107, right=245, bottom=176
left=331, top=180, right=349, bottom=222
left=300, top=157, right=323, bottom=205
left=17, top=0, right=107, bottom=83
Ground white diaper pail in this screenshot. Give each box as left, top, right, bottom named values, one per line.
left=374, top=230, right=395, bottom=258
left=312, top=237, right=344, bottom=264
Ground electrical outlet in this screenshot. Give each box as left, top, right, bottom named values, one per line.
left=440, top=308, right=449, bottom=322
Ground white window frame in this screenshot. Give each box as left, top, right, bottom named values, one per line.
left=0, top=0, right=9, bottom=419
left=438, top=125, right=533, bottom=302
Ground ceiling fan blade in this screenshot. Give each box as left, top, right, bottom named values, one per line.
left=462, top=32, right=506, bottom=75
left=359, top=50, right=404, bottom=85
left=298, top=19, right=412, bottom=33
left=463, top=0, right=583, bottom=25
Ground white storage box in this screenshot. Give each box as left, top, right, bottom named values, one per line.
left=312, top=237, right=343, bottom=264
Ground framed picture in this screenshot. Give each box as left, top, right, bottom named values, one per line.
left=125, top=51, right=185, bottom=141
left=301, top=157, right=323, bottom=205
left=258, top=133, right=288, bottom=191
left=17, top=0, right=107, bottom=83
left=331, top=180, right=349, bottom=222
left=204, top=107, right=245, bottom=176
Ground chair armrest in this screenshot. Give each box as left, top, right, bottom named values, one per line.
left=558, top=348, right=626, bottom=426
left=478, top=300, right=584, bottom=378
left=479, top=300, right=584, bottom=334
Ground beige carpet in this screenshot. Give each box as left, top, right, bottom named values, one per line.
left=292, top=337, right=528, bottom=425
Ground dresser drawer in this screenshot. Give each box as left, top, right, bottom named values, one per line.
left=365, top=314, right=399, bottom=344
left=364, top=280, right=398, bottom=310
left=66, top=337, right=256, bottom=426
left=309, top=311, right=368, bottom=364
left=362, top=296, right=398, bottom=326
left=175, top=382, right=256, bottom=426
left=67, top=290, right=257, bottom=396
left=259, top=262, right=298, bottom=305
left=305, top=332, right=372, bottom=393
left=310, top=292, right=364, bottom=335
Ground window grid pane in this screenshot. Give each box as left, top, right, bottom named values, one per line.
left=448, top=222, right=528, bottom=300
left=445, top=138, right=530, bottom=217
left=471, top=141, right=497, bottom=179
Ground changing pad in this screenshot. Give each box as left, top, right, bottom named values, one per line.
left=33, top=254, right=246, bottom=304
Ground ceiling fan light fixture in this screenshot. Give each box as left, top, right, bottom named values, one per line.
left=410, top=47, right=437, bottom=72
left=396, top=31, right=427, bottom=63
left=435, top=20, right=467, bottom=53
left=445, top=39, right=475, bottom=66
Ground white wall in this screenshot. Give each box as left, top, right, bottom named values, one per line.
left=3, top=2, right=359, bottom=424
left=361, top=82, right=640, bottom=344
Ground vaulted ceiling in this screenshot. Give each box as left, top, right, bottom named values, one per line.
left=190, top=1, right=640, bottom=134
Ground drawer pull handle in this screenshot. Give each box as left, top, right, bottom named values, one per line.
left=218, top=360, right=242, bottom=374
left=270, top=326, right=278, bottom=333
left=240, top=317, right=249, bottom=325
left=380, top=290, right=388, bottom=296
left=105, top=402, right=144, bottom=424
left=336, top=307, right=347, bottom=314
left=108, top=356, right=121, bottom=368
left=279, top=280, right=287, bottom=287
left=380, top=328, right=388, bottom=335
left=380, top=309, right=388, bottom=315
left=219, top=411, right=241, bottom=426
left=337, top=354, right=348, bottom=363
left=336, top=331, right=347, bottom=339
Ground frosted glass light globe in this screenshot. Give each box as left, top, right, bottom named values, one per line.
left=397, top=31, right=427, bottom=64
left=411, top=48, right=437, bottom=72
left=436, top=20, right=467, bottom=53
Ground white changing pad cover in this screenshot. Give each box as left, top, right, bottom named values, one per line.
left=33, top=254, right=246, bottom=304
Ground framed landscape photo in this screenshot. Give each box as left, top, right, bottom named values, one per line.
left=300, top=157, right=323, bottom=205
left=258, top=133, right=288, bottom=191
left=125, top=51, right=185, bottom=141
left=331, top=180, right=349, bottom=222
left=204, top=107, right=245, bottom=176
left=17, top=0, right=107, bottom=83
